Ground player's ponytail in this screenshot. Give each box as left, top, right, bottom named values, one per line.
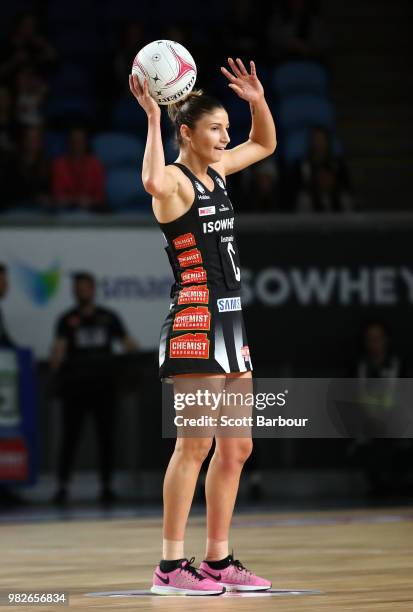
left=167, top=89, right=224, bottom=146
left=167, top=89, right=203, bottom=123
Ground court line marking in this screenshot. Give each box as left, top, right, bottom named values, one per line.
left=85, top=588, right=323, bottom=598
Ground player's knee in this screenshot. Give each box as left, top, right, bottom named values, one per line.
left=236, top=439, right=254, bottom=463
left=175, top=438, right=213, bottom=464
left=217, top=439, right=253, bottom=468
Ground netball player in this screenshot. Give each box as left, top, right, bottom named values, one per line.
left=129, top=57, right=276, bottom=595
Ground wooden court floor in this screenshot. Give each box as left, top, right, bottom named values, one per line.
left=1, top=506, right=413, bottom=611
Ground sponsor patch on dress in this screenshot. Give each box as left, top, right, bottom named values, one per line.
left=177, top=248, right=203, bottom=268
left=170, top=333, right=210, bottom=358
left=181, top=267, right=207, bottom=284
left=173, top=233, right=196, bottom=250
left=178, top=285, right=209, bottom=304
left=217, top=296, right=242, bottom=312
left=198, top=205, right=216, bottom=216
left=173, top=306, right=211, bottom=331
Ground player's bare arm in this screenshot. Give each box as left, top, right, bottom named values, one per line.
left=129, top=74, right=178, bottom=200
left=219, top=58, right=277, bottom=176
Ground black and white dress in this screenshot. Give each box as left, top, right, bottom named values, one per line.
left=157, top=162, right=252, bottom=380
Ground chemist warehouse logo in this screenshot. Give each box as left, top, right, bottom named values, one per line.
left=243, top=266, right=413, bottom=306
left=14, top=261, right=61, bottom=306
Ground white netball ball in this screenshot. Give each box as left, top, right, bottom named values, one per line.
left=132, top=40, right=197, bottom=106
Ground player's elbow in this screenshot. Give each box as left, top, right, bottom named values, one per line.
left=143, top=178, right=163, bottom=197
left=143, top=171, right=176, bottom=199
left=259, top=141, right=277, bottom=158
left=258, top=144, right=276, bottom=162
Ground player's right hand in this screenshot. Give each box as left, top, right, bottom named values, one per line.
left=129, top=74, right=160, bottom=118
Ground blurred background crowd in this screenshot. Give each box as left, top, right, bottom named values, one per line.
left=1, top=0, right=409, bottom=215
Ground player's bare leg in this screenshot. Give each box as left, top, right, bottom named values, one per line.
left=163, top=373, right=226, bottom=544
left=199, top=372, right=271, bottom=591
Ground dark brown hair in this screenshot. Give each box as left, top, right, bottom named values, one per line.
left=73, top=271, right=95, bottom=286
left=167, top=89, right=225, bottom=146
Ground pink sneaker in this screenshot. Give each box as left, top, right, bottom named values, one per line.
left=199, top=553, right=272, bottom=592
left=151, top=557, right=226, bottom=596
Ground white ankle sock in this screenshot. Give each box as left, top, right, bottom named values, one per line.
left=162, top=539, right=184, bottom=560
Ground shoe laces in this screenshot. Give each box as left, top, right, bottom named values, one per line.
left=179, top=557, right=205, bottom=581
left=229, top=550, right=252, bottom=575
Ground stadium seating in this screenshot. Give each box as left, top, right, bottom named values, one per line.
left=278, top=94, right=336, bottom=132
left=113, top=95, right=148, bottom=133
left=93, top=132, right=144, bottom=168
left=164, top=137, right=178, bottom=164
left=106, top=167, right=150, bottom=212
left=53, top=27, right=101, bottom=64
left=273, top=61, right=329, bottom=98
left=51, top=63, right=90, bottom=95
left=46, top=94, right=95, bottom=123
left=47, top=0, right=97, bottom=26
left=43, top=131, right=67, bottom=159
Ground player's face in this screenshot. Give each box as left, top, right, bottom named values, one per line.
left=188, top=108, right=230, bottom=162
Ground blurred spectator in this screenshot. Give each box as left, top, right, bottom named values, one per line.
left=251, top=158, right=282, bottom=211
left=0, top=12, right=57, bottom=84
left=218, top=0, right=262, bottom=63
left=292, top=126, right=355, bottom=212
left=13, top=64, right=48, bottom=127
left=0, top=86, right=17, bottom=154
left=113, top=22, right=145, bottom=95
left=347, top=322, right=411, bottom=495
left=94, top=21, right=146, bottom=123
left=357, top=322, right=405, bottom=379
left=164, top=24, right=189, bottom=47
left=228, top=157, right=282, bottom=212
left=6, top=126, right=51, bottom=210
left=52, top=127, right=106, bottom=211
left=267, top=0, right=330, bottom=63
left=0, top=86, right=18, bottom=209
left=50, top=272, right=138, bottom=505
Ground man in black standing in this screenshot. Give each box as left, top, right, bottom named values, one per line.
left=50, top=271, right=138, bottom=504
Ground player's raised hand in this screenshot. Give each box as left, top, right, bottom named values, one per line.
left=221, top=58, right=264, bottom=104
left=129, top=74, right=160, bottom=118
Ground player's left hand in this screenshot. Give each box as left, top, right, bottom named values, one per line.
left=221, top=58, right=264, bottom=104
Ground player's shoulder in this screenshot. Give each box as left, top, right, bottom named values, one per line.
left=164, top=163, right=182, bottom=179
left=164, top=162, right=193, bottom=199
left=161, top=163, right=186, bottom=193
left=209, top=162, right=227, bottom=184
